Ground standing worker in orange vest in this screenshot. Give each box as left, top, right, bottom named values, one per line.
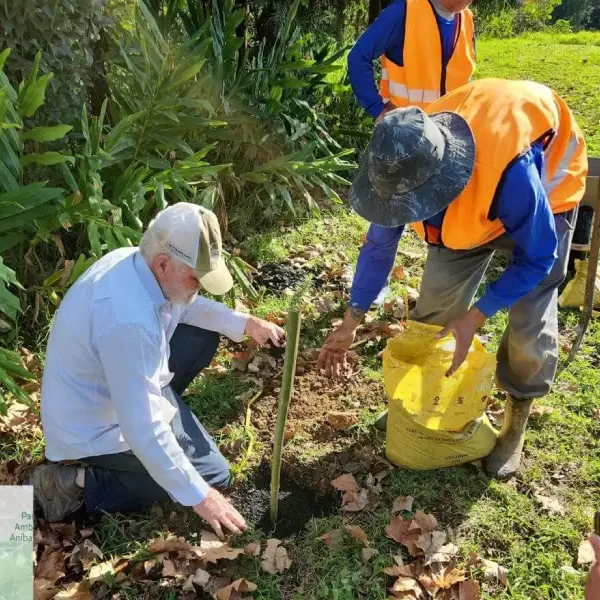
left=348, top=0, right=476, bottom=120
left=318, top=79, right=588, bottom=479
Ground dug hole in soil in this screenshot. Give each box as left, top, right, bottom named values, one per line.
left=227, top=363, right=386, bottom=538
left=229, top=463, right=337, bottom=538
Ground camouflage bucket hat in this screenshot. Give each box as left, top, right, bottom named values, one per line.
left=349, top=106, right=475, bottom=228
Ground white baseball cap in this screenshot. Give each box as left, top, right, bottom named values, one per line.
left=148, top=202, right=233, bottom=296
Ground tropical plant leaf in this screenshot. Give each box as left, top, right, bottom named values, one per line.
left=22, top=125, right=73, bottom=142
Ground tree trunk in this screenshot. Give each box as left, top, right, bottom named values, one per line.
left=368, top=0, right=381, bottom=24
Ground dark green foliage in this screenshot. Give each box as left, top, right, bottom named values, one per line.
left=0, top=0, right=111, bottom=123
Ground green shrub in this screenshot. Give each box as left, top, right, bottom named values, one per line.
left=548, top=18, right=573, bottom=34
left=0, top=0, right=110, bottom=124
left=133, top=0, right=356, bottom=235
left=513, top=0, right=563, bottom=33
left=0, top=49, right=75, bottom=413
left=478, top=9, right=517, bottom=38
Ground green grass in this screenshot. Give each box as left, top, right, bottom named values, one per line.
left=476, top=34, right=600, bottom=155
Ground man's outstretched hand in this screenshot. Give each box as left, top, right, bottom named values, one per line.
left=194, top=488, right=247, bottom=539
left=317, top=307, right=365, bottom=379
left=245, top=316, right=285, bottom=347
left=435, top=306, right=487, bottom=377
left=318, top=326, right=356, bottom=379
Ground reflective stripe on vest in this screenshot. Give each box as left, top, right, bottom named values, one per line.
left=379, top=0, right=476, bottom=110
left=410, top=79, right=587, bottom=250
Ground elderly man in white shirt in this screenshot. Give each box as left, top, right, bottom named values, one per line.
left=31, top=203, right=284, bottom=538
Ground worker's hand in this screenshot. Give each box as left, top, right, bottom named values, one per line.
left=435, top=307, right=487, bottom=378
left=193, top=488, right=248, bottom=539
left=376, top=102, right=397, bottom=123
left=586, top=535, right=600, bottom=600
left=245, top=316, right=285, bottom=347
left=317, top=326, right=356, bottom=379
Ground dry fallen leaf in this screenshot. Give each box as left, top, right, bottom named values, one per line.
left=149, top=535, right=193, bottom=554
left=390, top=575, right=425, bottom=598
left=481, top=558, right=509, bottom=586
left=161, top=558, right=178, bottom=578
left=316, top=296, right=335, bottom=314
left=182, top=576, right=196, bottom=593
left=458, top=579, right=481, bottom=600
left=533, top=492, right=565, bottom=516
left=385, top=565, right=414, bottom=577
left=203, top=364, right=229, bottom=377
left=331, top=473, right=358, bottom=492
left=429, top=563, right=467, bottom=590
left=386, top=516, right=422, bottom=556
left=34, top=578, right=58, bottom=600
left=412, top=510, right=438, bottom=533
left=35, top=547, right=66, bottom=584
left=405, top=286, right=420, bottom=303
left=68, top=539, right=104, bottom=569
left=261, top=539, right=292, bottom=574
left=195, top=531, right=245, bottom=563
left=231, top=350, right=254, bottom=372
left=392, top=496, right=414, bottom=514
left=53, top=581, right=92, bottom=600
left=326, top=411, right=359, bottom=430
left=215, top=578, right=258, bottom=600
left=344, top=525, right=369, bottom=547
left=383, top=322, right=404, bottom=338
left=87, top=560, right=114, bottom=585
left=416, top=530, right=447, bottom=560
left=144, top=559, right=157, bottom=575
left=392, top=265, right=406, bottom=280
left=184, top=567, right=211, bottom=590
left=319, top=529, right=346, bottom=549
left=341, top=488, right=369, bottom=512
left=79, top=528, right=94, bottom=540
left=424, top=543, right=459, bottom=566
left=362, top=548, right=378, bottom=563
left=578, top=539, right=595, bottom=565
left=244, top=542, right=262, bottom=556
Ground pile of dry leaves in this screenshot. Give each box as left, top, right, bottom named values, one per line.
left=34, top=521, right=292, bottom=600
left=326, top=469, right=510, bottom=600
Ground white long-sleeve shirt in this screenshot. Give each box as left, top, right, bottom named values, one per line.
left=41, top=247, right=248, bottom=506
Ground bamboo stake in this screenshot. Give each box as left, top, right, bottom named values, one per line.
left=269, top=306, right=302, bottom=523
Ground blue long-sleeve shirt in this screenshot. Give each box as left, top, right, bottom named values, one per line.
left=348, top=0, right=459, bottom=118
left=350, top=143, right=559, bottom=317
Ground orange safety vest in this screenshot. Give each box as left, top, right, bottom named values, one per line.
left=411, top=79, right=588, bottom=250
left=380, top=0, right=476, bottom=110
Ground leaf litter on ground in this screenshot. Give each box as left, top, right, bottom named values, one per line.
left=260, top=538, right=292, bottom=575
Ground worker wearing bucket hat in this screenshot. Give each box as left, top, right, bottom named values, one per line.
left=319, top=79, right=588, bottom=479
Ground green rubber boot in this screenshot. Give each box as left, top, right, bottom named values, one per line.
left=374, top=410, right=388, bottom=431
left=485, top=396, right=533, bottom=480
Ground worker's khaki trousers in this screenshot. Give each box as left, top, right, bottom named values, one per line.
left=411, top=209, right=577, bottom=400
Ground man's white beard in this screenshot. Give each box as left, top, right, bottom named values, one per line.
left=163, top=282, right=198, bottom=305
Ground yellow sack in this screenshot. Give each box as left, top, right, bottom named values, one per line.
left=385, top=402, right=497, bottom=470
left=558, top=259, right=600, bottom=310
left=383, top=321, right=496, bottom=432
